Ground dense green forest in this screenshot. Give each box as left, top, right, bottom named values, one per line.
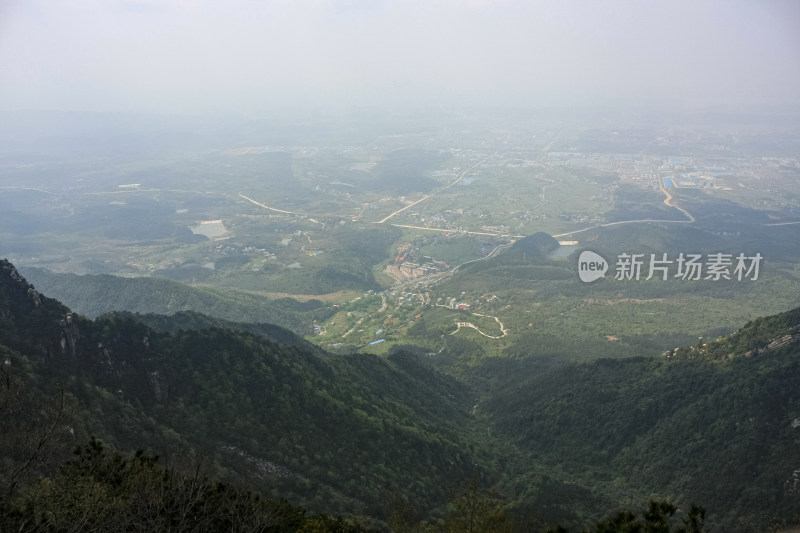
left=0, top=260, right=488, bottom=528
left=2, top=259, right=800, bottom=531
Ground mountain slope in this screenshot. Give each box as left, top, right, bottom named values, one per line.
left=0, top=259, right=485, bottom=520
left=19, top=267, right=334, bottom=335
left=106, top=309, right=319, bottom=349
left=5, top=258, right=800, bottom=530
left=488, top=306, right=800, bottom=529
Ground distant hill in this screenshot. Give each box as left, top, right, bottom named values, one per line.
left=20, top=267, right=333, bottom=335
left=456, top=232, right=563, bottom=277
left=507, top=232, right=560, bottom=259
left=350, top=149, right=451, bottom=195
left=106, top=309, right=317, bottom=350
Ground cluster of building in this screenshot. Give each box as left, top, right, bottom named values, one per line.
left=384, top=244, right=450, bottom=282
left=214, top=243, right=272, bottom=257
left=664, top=172, right=720, bottom=189
left=547, top=149, right=799, bottom=197
left=385, top=262, right=442, bottom=281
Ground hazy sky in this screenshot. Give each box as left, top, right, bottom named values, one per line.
left=1, top=0, right=798, bottom=116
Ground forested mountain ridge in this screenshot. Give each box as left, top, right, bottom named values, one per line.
left=488, top=305, right=800, bottom=530
left=20, top=266, right=334, bottom=336
left=105, top=309, right=321, bottom=350
left=3, top=258, right=800, bottom=531
left=0, top=259, right=486, bottom=524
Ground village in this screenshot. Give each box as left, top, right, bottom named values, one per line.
left=383, top=243, right=451, bottom=282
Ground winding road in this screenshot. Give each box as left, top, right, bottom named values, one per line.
left=554, top=176, right=695, bottom=238
left=450, top=312, right=508, bottom=339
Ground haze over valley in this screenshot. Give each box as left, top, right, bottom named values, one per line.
left=1, top=1, right=800, bottom=531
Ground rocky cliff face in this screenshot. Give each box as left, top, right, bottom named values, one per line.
left=0, top=259, right=159, bottom=402
left=58, top=313, right=80, bottom=356
left=1, top=259, right=77, bottom=359
left=2, top=260, right=45, bottom=309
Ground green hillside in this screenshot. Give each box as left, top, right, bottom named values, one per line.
left=20, top=267, right=334, bottom=335
left=0, top=260, right=486, bottom=524
left=106, top=309, right=319, bottom=350
left=3, top=258, right=800, bottom=531
left=488, top=307, right=800, bottom=530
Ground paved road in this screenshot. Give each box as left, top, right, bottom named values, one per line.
left=554, top=175, right=696, bottom=238
left=376, top=150, right=500, bottom=224
left=239, top=194, right=301, bottom=215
